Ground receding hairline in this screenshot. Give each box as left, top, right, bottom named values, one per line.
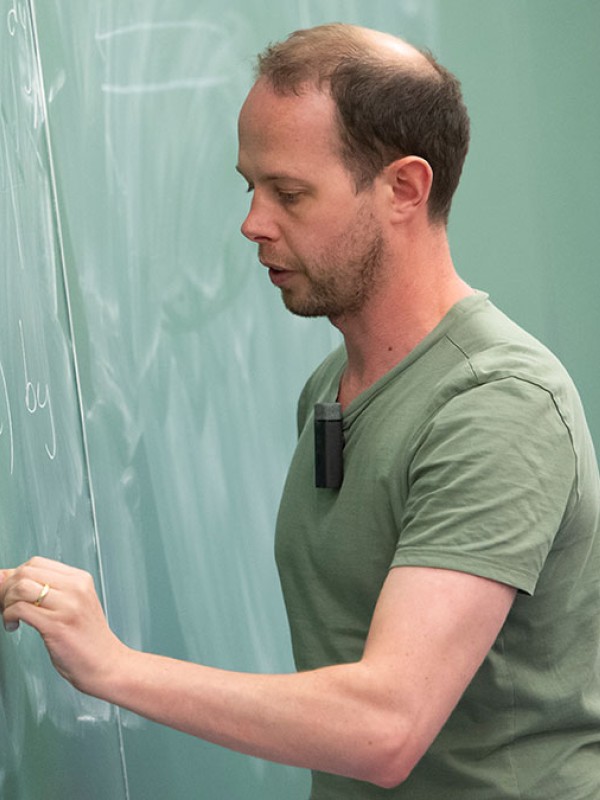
left=355, top=26, right=435, bottom=72
left=256, top=23, right=441, bottom=91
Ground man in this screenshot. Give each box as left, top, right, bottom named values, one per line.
left=2, top=23, right=599, bottom=799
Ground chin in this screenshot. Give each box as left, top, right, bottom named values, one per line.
left=282, top=295, right=329, bottom=318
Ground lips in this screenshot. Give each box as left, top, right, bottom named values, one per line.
left=258, top=255, right=284, bottom=271
left=268, top=267, right=294, bottom=287
left=259, top=256, right=295, bottom=287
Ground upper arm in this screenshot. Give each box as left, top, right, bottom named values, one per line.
left=362, top=565, right=516, bottom=779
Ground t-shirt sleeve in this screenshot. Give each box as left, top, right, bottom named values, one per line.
left=391, top=377, right=576, bottom=594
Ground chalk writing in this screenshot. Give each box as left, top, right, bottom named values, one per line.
left=6, top=0, right=26, bottom=38
left=0, top=320, right=59, bottom=473
left=19, top=319, right=56, bottom=460
left=6, top=0, right=43, bottom=128
left=0, top=323, right=60, bottom=472
left=0, top=358, right=15, bottom=474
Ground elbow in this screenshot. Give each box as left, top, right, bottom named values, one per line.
left=365, top=757, right=413, bottom=791
left=355, top=720, right=419, bottom=790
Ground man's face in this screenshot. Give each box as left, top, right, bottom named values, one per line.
left=237, top=80, right=388, bottom=320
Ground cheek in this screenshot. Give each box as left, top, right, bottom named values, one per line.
left=284, top=197, right=367, bottom=263
left=293, top=217, right=352, bottom=254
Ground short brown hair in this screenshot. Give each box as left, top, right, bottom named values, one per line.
left=256, top=24, right=470, bottom=225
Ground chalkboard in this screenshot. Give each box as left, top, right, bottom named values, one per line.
left=1, top=1, right=598, bottom=798
left=0, top=0, right=128, bottom=796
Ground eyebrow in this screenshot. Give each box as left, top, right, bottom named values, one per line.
left=235, top=166, right=310, bottom=186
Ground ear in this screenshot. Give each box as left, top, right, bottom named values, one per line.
left=383, top=156, right=433, bottom=221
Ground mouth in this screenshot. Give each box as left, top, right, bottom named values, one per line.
left=259, top=257, right=295, bottom=288
left=268, top=267, right=294, bottom=288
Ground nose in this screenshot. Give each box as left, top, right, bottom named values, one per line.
left=240, top=195, right=278, bottom=243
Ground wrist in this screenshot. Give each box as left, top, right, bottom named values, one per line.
left=80, top=638, right=137, bottom=702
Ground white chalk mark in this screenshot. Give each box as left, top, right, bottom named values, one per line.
left=47, top=69, right=66, bottom=104
left=1, top=119, right=26, bottom=270
left=101, top=77, right=227, bottom=95
left=37, top=383, right=57, bottom=460
left=6, top=0, right=27, bottom=37
left=95, top=20, right=222, bottom=41
left=0, top=359, right=15, bottom=475
left=18, top=319, right=57, bottom=461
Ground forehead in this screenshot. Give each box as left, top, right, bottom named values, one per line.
left=237, top=79, right=343, bottom=174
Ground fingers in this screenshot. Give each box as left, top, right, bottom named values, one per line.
left=3, top=598, right=47, bottom=632
left=23, top=556, right=84, bottom=574
left=2, top=557, right=86, bottom=594
left=1, top=556, right=92, bottom=633
left=3, top=575, right=52, bottom=606
left=0, top=556, right=119, bottom=696
left=11, top=556, right=86, bottom=581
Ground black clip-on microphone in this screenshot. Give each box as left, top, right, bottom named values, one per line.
left=314, top=402, right=344, bottom=489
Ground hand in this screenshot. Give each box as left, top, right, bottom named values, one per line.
left=0, top=556, right=128, bottom=696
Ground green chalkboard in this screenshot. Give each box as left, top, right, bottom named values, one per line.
left=1, top=1, right=598, bottom=798
left=0, top=0, right=128, bottom=796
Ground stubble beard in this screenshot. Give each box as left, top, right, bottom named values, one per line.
left=278, top=213, right=387, bottom=320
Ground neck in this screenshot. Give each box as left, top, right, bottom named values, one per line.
left=332, top=231, right=473, bottom=408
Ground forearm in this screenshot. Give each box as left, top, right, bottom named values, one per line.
left=0, top=558, right=411, bottom=785
left=1, top=560, right=514, bottom=789
left=98, top=646, right=407, bottom=785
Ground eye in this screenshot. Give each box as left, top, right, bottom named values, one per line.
left=277, top=191, right=300, bottom=206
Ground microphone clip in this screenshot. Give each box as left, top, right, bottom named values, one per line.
left=314, top=402, right=344, bottom=489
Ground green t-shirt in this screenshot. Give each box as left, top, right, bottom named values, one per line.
left=275, top=293, right=600, bottom=799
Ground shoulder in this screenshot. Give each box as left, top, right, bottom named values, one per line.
left=416, top=297, right=585, bottom=442
left=446, top=297, right=573, bottom=392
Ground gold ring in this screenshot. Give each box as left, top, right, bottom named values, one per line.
left=34, top=583, right=50, bottom=607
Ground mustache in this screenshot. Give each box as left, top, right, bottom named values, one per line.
left=258, top=248, right=294, bottom=271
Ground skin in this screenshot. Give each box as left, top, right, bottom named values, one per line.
left=0, top=32, right=517, bottom=789
left=237, top=82, right=388, bottom=321
left=237, top=72, right=473, bottom=406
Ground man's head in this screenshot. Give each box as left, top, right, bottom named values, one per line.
left=237, top=80, right=389, bottom=319
left=255, top=23, right=470, bottom=226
